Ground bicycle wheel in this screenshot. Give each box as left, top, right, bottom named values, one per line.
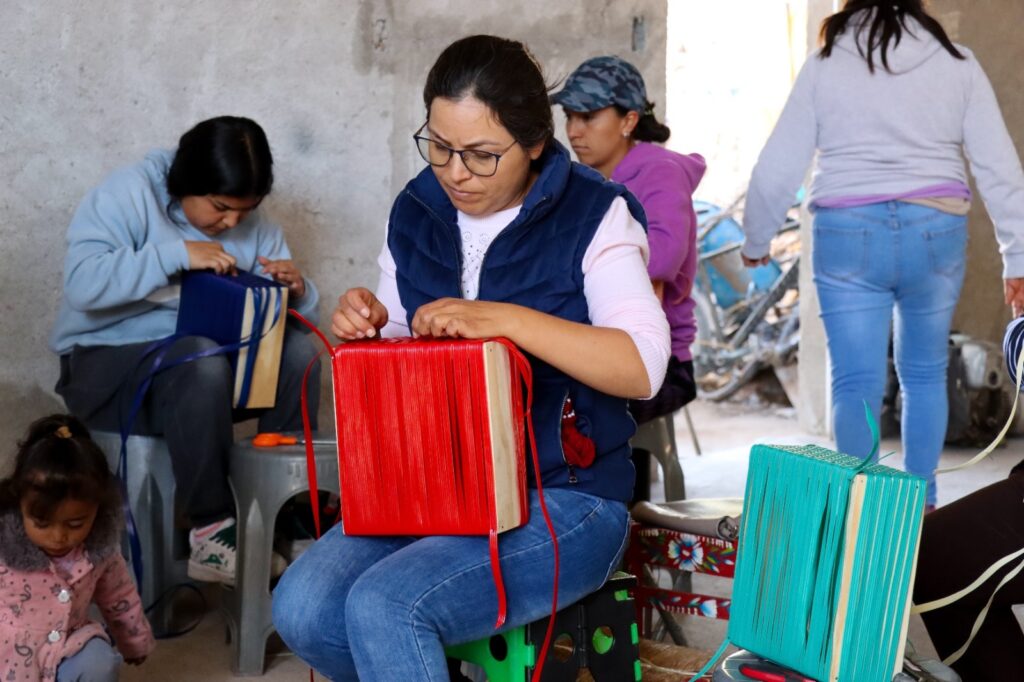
left=692, top=290, right=764, bottom=402
left=697, top=353, right=763, bottom=402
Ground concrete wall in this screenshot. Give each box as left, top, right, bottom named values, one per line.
left=929, top=0, right=1024, bottom=342
left=0, top=1, right=666, bottom=456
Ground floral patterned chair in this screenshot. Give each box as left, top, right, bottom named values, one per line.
left=625, top=498, right=742, bottom=639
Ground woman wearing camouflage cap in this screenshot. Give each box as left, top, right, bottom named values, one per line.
left=552, top=56, right=706, bottom=501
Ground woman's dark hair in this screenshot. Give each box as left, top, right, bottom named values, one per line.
left=820, top=0, right=964, bottom=73
left=0, top=414, right=120, bottom=522
left=423, top=35, right=554, bottom=150
left=167, top=116, right=274, bottom=199
left=614, top=103, right=671, bottom=144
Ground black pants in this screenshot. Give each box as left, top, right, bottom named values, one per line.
left=629, top=357, right=697, bottom=504
left=56, top=323, right=321, bottom=526
left=914, top=467, right=1024, bottom=679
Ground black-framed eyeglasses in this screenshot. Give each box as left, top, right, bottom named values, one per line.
left=413, top=123, right=517, bottom=178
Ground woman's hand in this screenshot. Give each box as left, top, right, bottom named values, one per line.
left=258, top=256, right=306, bottom=298
left=1005, top=277, right=1024, bottom=317
left=185, top=241, right=237, bottom=275
left=331, top=288, right=389, bottom=340
left=411, top=298, right=519, bottom=339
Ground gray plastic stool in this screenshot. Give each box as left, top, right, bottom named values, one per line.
left=224, top=435, right=341, bottom=676
left=92, top=432, right=190, bottom=635
left=631, top=413, right=686, bottom=502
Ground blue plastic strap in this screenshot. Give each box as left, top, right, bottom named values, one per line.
left=235, top=287, right=278, bottom=407
left=118, top=286, right=283, bottom=590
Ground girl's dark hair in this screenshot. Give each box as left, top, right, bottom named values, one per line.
left=423, top=35, right=554, bottom=150
left=0, top=414, right=120, bottom=522
left=820, top=0, right=964, bottom=73
left=614, top=103, right=671, bottom=144
left=167, top=116, right=274, bottom=199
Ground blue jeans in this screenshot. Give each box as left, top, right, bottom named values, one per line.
left=272, top=488, right=629, bottom=680
left=813, top=202, right=967, bottom=505
left=56, top=637, right=123, bottom=682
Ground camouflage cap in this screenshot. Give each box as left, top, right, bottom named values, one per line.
left=550, top=56, right=647, bottom=113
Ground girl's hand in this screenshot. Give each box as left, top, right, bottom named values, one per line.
left=1005, top=277, right=1024, bottom=317
left=125, top=656, right=146, bottom=666
left=332, top=288, right=389, bottom=340
left=186, top=241, right=237, bottom=275
left=411, top=298, right=519, bottom=339
left=258, top=256, right=306, bottom=298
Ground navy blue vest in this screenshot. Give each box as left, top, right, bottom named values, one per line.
left=387, top=141, right=647, bottom=502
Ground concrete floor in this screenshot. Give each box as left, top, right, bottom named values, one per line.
left=124, top=397, right=1019, bottom=681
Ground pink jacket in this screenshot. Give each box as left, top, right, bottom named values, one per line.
left=0, top=509, right=154, bottom=681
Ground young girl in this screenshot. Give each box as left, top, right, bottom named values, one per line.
left=0, top=415, right=154, bottom=681
left=272, top=35, right=670, bottom=680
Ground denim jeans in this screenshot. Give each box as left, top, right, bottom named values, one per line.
left=272, top=488, right=629, bottom=681
left=56, top=324, right=320, bottom=525
left=813, top=202, right=967, bottom=505
left=56, top=637, right=123, bottom=682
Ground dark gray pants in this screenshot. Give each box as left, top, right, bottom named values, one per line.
left=56, top=324, right=321, bottom=526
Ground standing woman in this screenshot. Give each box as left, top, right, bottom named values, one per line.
left=742, top=0, right=1024, bottom=508
left=552, top=57, right=705, bottom=502
left=272, top=35, right=670, bottom=680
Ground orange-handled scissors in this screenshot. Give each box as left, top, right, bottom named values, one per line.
left=253, top=432, right=299, bottom=447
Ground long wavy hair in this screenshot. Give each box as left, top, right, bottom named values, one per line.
left=819, top=0, right=964, bottom=73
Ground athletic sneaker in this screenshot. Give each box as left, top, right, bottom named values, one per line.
left=188, top=518, right=289, bottom=586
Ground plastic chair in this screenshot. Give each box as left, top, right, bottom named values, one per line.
left=631, top=413, right=686, bottom=502
left=92, top=432, right=190, bottom=636
left=223, top=434, right=340, bottom=675
left=445, top=573, right=640, bottom=681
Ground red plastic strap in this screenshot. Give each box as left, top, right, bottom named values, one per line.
left=488, top=529, right=507, bottom=628
left=495, top=339, right=560, bottom=682
left=289, top=310, right=333, bottom=539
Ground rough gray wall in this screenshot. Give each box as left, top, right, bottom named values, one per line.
left=0, top=1, right=666, bottom=455
left=798, top=0, right=833, bottom=435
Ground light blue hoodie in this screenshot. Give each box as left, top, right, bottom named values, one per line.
left=49, top=149, right=319, bottom=354
left=743, top=12, right=1024, bottom=277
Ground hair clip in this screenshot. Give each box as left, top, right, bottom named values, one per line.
left=55, top=426, right=72, bottom=439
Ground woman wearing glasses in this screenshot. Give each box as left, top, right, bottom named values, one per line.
left=272, top=35, right=670, bottom=680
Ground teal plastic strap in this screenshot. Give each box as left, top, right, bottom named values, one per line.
left=687, top=637, right=731, bottom=681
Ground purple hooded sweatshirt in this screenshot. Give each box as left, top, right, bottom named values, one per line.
left=612, top=143, right=706, bottom=361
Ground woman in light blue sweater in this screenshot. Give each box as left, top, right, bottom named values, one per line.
left=50, top=116, right=320, bottom=585
left=743, top=0, right=1024, bottom=507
